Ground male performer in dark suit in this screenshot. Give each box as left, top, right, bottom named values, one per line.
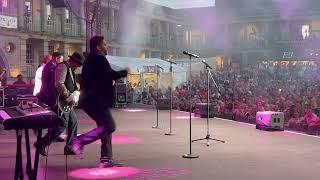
left=37, top=52, right=63, bottom=108
left=71, top=36, right=129, bottom=168
left=36, top=52, right=84, bottom=155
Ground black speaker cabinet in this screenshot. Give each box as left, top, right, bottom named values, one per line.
left=115, top=83, right=127, bottom=104
left=157, top=98, right=170, bottom=110
left=194, top=103, right=214, bottom=118
left=0, top=88, right=4, bottom=107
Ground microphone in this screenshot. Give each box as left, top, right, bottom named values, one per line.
left=201, top=60, right=212, bottom=69
left=183, top=51, right=200, bottom=58
left=156, top=65, right=163, bottom=70
left=167, top=59, right=177, bottom=64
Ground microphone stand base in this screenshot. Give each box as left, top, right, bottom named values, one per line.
left=164, top=132, right=175, bottom=136
left=152, top=126, right=160, bottom=129
left=182, top=154, right=199, bottom=159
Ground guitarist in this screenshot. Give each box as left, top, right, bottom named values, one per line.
left=36, top=52, right=84, bottom=155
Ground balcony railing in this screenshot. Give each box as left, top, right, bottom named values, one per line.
left=64, top=23, right=83, bottom=37
left=231, top=39, right=269, bottom=50
left=23, top=16, right=83, bottom=37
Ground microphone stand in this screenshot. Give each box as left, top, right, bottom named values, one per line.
left=182, top=53, right=199, bottom=159
left=165, top=61, right=175, bottom=136
left=192, top=64, right=225, bottom=146
left=152, top=65, right=162, bottom=129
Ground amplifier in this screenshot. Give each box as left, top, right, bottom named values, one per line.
left=115, top=83, right=127, bottom=105
left=157, top=98, right=170, bottom=110
left=194, top=103, right=214, bottom=118
left=256, top=111, right=284, bottom=131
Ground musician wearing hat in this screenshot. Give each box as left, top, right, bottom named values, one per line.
left=36, top=52, right=84, bottom=156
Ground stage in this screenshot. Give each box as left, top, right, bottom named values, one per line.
left=1, top=108, right=320, bottom=180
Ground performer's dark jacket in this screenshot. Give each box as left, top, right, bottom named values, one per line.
left=37, top=60, right=57, bottom=107
left=38, top=60, right=77, bottom=108
left=81, top=53, right=127, bottom=108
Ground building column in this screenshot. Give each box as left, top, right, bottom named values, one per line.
left=111, top=8, right=115, bottom=33
left=17, top=0, right=25, bottom=30
left=166, top=22, right=170, bottom=48
left=40, top=0, right=46, bottom=32
left=242, top=52, right=248, bottom=66
left=202, top=31, right=206, bottom=46
left=224, top=24, right=230, bottom=52
left=61, top=8, right=67, bottom=35
left=157, top=20, right=161, bottom=47
left=282, top=21, right=290, bottom=41
left=42, top=40, right=49, bottom=58
left=79, top=0, right=85, bottom=36
left=81, top=45, right=86, bottom=55
left=112, top=48, right=117, bottom=56
left=147, top=50, right=151, bottom=58
left=17, top=38, right=28, bottom=78
left=62, top=42, right=70, bottom=59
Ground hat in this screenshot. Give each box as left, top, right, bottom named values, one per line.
left=69, top=52, right=84, bottom=65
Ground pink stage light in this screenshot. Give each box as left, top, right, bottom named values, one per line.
left=93, top=135, right=142, bottom=145
left=68, top=167, right=140, bottom=179
left=127, top=168, right=189, bottom=179
left=120, top=109, right=148, bottom=112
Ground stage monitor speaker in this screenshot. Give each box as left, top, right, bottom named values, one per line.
left=194, top=103, right=214, bottom=118
left=115, top=83, right=127, bottom=104
left=256, top=111, right=284, bottom=131
left=0, top=88, right=4, bottom=107
left=48, top=0, right=68, bottom=8
left=157, top=98, right=170, bottom=110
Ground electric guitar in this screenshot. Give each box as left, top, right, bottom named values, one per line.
left=57, top=94, right=76, bottom=113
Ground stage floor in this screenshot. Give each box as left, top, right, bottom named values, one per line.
left=1, top=108, right=320, bottom=180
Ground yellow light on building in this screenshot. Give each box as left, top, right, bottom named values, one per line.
left=10, top=68, right=20, bottom=78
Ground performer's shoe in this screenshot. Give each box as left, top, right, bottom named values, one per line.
left=34, top=141, right=47, bottom=156
left=98, top=158, right=124, bottom=168
left=70, top=138, right=83, bottom=155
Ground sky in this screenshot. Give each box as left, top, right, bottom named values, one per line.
left=143, top=0, right=216, bottom=9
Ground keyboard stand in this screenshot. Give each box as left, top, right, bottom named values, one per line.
left=14, top=129, right=42, bottom=180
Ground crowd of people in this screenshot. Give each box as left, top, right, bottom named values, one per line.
left=127, top=62, right=320, bottom=134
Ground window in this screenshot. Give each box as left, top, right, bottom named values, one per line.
left=0, top=0, right=8, bottom=12
left=2, top=0, right=7, bottom=8
left=67, top=47, right=72, bottom=56
left=26, top=43, right=33, bottom=64
left=48, top=45, right=54, bottom=54
left=46, top=4, right=52, bottom=20
left=65, top=9, right=70, bottom=23
left=302, top=25, right=310, bottom=40
left=25, top=1, right=31, bottom=12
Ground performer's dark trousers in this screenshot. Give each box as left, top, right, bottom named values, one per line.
left=78, top=105, right=115, bottom=160
left=40, top=107, right=78, bottom=152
